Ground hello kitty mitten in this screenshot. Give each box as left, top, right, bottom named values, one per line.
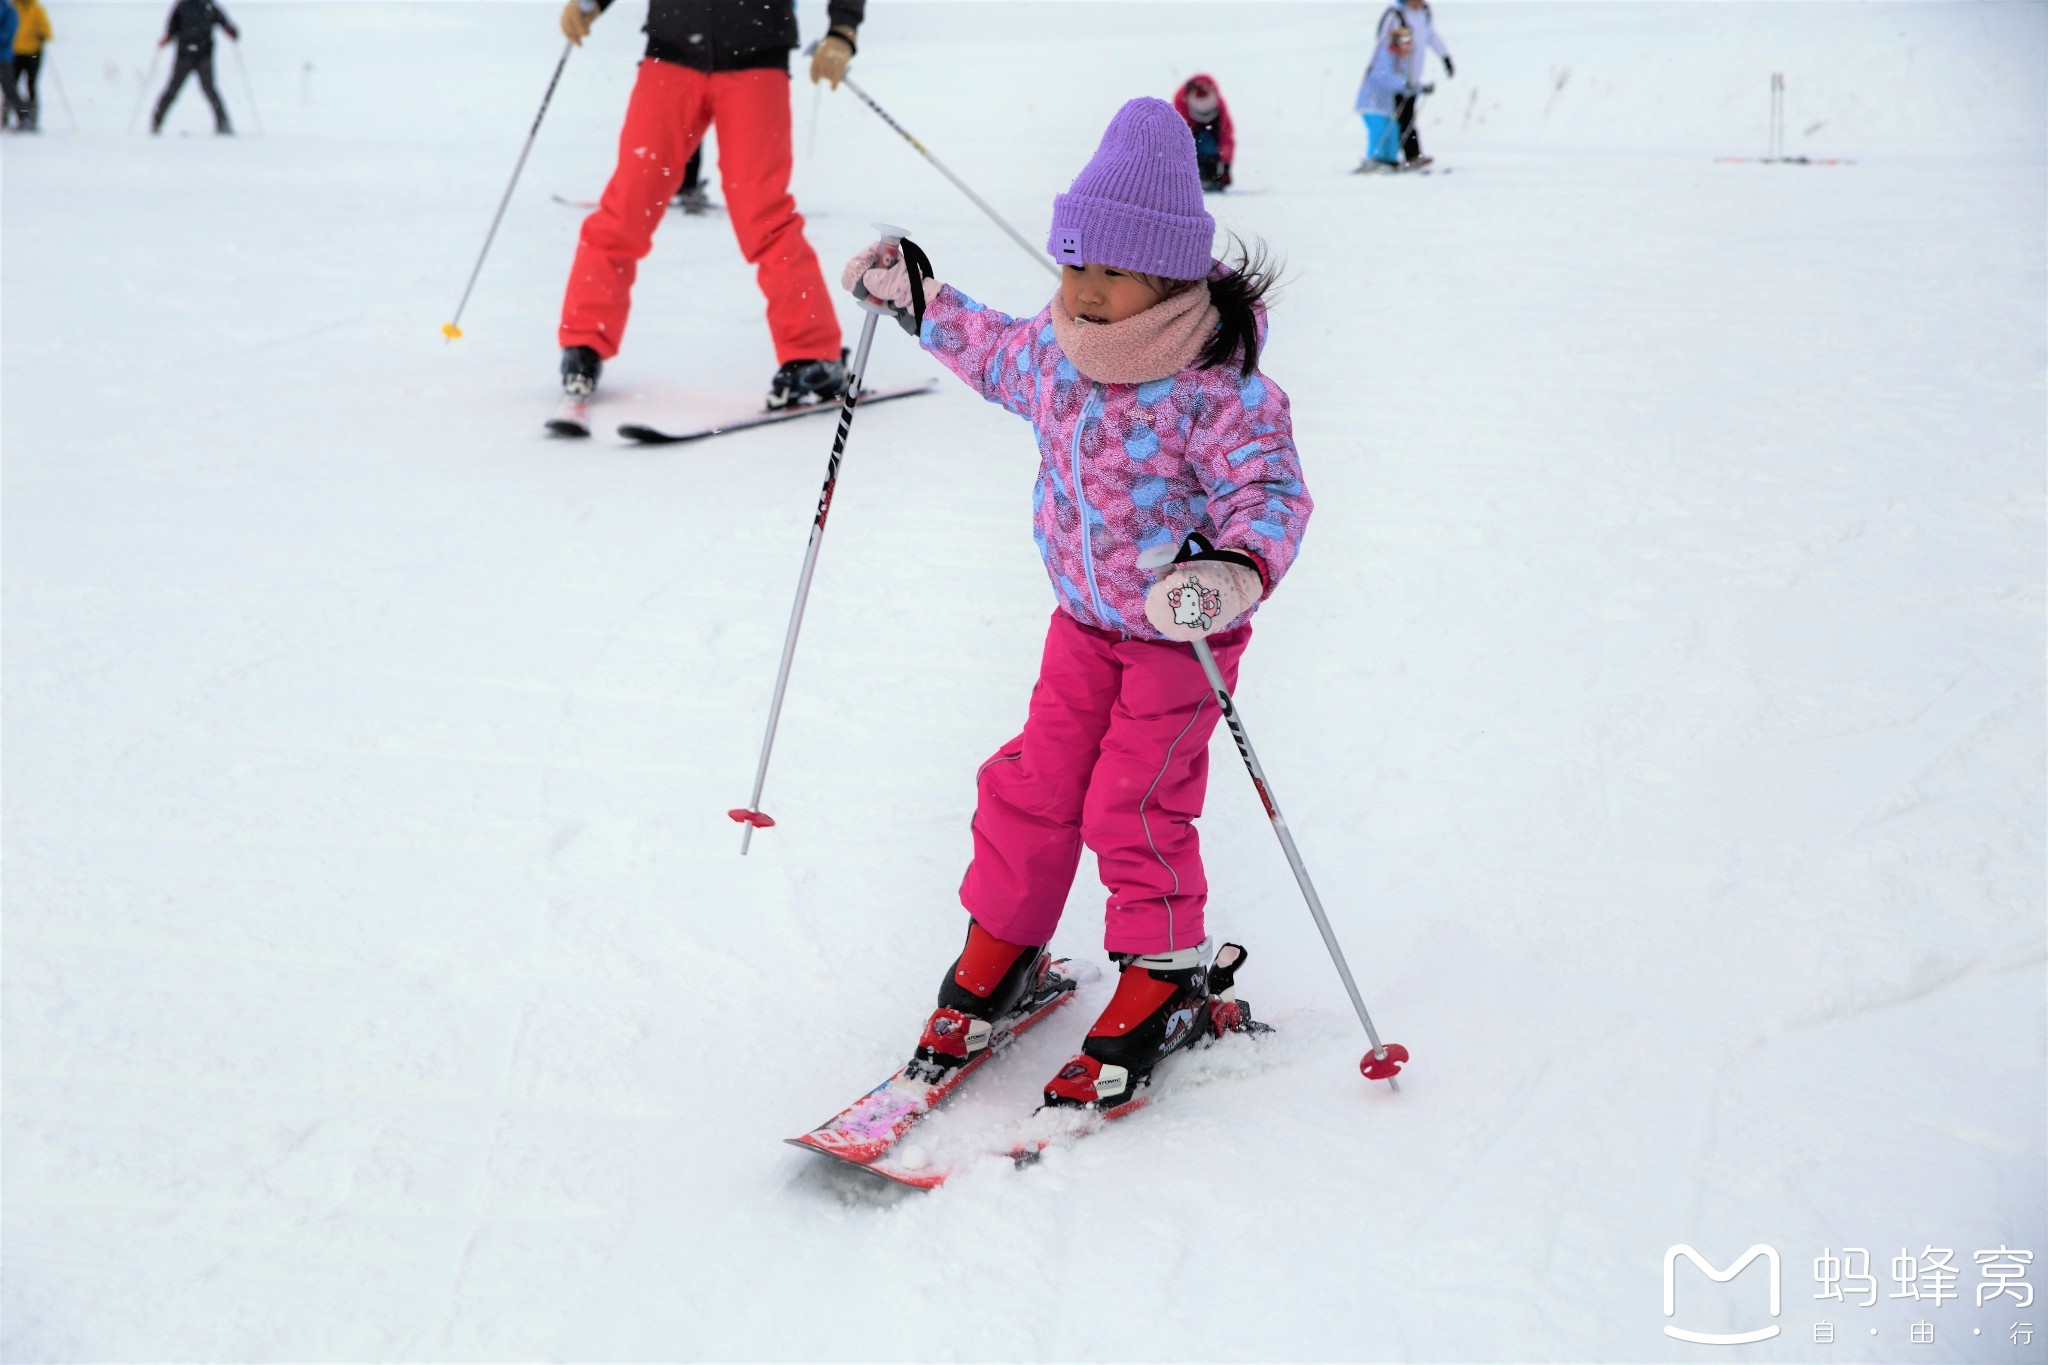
left=1144, top=547, right=1264, bottom=641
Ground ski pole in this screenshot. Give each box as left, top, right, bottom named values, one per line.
left=1148, top=539, right=1406, bottom=1089
left=836, top=71, right=1058, bottom=282
left=229, top=35, right=263, bottom=135
left=440, top=27, right=581, bottom=340
left=127, top=46, right=163, bottom=133
left=730, top=227, right=931, bottom=853
left=44, top=52, right=80, bottom=132
left=1189, top=636, right=1408, bottom=1088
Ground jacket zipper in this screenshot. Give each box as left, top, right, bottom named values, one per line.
left=1070, top=385, right=1110, bottom=625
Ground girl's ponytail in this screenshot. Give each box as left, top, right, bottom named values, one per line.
left=1196, top=237, right=1280, bottom=376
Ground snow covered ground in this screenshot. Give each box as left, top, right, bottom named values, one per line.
left=3, top=2, right=2044, bottom=1360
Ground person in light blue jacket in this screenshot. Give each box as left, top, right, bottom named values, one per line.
left=1353, top=21, right=1412, bottom=170
left=0, top=0, right=22, bottom=130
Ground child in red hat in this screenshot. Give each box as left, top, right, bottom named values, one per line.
left=1174, top=73, right=1236, bottom=192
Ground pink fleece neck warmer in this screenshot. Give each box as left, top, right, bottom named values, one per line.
left=1050, top=283, right=1220, bottom=385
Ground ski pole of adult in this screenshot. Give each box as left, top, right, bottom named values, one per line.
left=228, top=34, right=263, bottom=134
left=127, top=45, right=163, bottom=133
left=835, top=70, right=1058, bottom=283
left=440, top=18, right=584, bottom=340
left=43, top=52, right=79, bottom=131
left=1158, top=550, right=1406, bottom=1089
left=730, top=228, right=930, bottom=854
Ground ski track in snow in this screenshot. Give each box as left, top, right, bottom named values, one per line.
left=3, top=2, right=2044, bottom=1360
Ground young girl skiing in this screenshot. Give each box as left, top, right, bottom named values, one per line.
left=1354, top=21, right=1413, bottom=171
left=840, top=97, right=1310, bottom=1111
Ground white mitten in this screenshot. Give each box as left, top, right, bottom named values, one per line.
left=1144, top=556, right=1263, bottom=641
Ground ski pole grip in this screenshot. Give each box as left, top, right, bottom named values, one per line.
left=855, top=223, right=929, bottom=336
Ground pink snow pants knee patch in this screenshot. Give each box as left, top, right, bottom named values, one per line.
left=959, top=610, right=1248, bottom=956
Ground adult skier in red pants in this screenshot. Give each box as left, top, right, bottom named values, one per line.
left=556, top=0, right=864, bottom=412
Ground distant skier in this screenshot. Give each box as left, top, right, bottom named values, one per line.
left=0, top=0, right=20, bottom=130
left=553, top=0, right=865, bottom=418
left=6, top=0, right=49, bottom=131
left=673, top=145, right=714, bottom=215
left=1173, top=73, right=1234, bottom=192
left=1353, top=21, right=1413, bottom=171
left=151, top=0, right=238, bottom=136
left=839, top=98, right=1310, bottom=1113
left=1375, top=0, right=1453, bottom=167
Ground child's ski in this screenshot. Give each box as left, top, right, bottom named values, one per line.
left=618, top=381, right=937, bottom=446
left=1352, top=161, right=1452, bottom=176
left=861, top=1003, right=1274, bottom=1190
left=787, top=958, right=1087, bottom=1173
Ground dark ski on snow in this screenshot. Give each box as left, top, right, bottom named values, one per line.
left=618, top=381, right=937, bottom=446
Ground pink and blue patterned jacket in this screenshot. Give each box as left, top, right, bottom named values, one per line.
left=919, top=283, right=1311, bottom=640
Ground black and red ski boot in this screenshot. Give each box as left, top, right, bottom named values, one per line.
left=909, top=921, right=1051, bottom=1083
left=1042, top=942, right=1263, bottom=1111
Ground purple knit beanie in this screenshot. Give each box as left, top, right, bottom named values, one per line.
left=1048, top=97, right=1215, bottom=281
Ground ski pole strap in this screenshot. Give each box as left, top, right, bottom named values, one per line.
left=858, top=236, right=933, bottom=337
left=900, top=237, right=932, bottom=331
left=1169, top=532, right=1263, bottom=579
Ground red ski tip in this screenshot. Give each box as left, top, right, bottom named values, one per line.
left=1359, top=1043, right=1409, bottom=1081
left=728, top=808, right=776, bottom=828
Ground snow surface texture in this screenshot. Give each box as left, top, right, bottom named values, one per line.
left=4, top=2, right=2044, bottom=1360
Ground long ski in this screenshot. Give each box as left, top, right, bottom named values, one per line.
left=619, top=380, right=937, bottom=446
left=788, top=958, right=1087, bottom=1173
left=552, top=192, right=725, bottom=214
left=546, top=393, right=592, bottom=438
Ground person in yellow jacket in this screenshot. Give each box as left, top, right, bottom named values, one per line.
left=6, top=0, right=48, bottom=131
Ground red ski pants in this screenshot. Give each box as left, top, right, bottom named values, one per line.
left=558, top=60, right=841, bottom=365
left=960, top=610, right=1250, bottom=956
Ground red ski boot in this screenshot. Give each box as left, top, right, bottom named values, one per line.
left=1042, top=942, right=1265, bottom=1111
left=909, top=921, right=1052, bottom=1082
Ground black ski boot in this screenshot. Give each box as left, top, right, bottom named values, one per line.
left=909, top=921, right=1050, bottom=1082
left=561, top=345, right=602, bottom=400
left=765, top=349, right=848, bottom=411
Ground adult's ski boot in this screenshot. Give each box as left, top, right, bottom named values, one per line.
left=765, top=349, right=849, bottom=411
left=560, top=345, right=602, bottom=399
left=547, top=346, right=605, bottom=437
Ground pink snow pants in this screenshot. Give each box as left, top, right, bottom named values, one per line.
left=960, top=610, right=1250, bottom=956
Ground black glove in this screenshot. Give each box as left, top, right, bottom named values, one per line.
left=1443, top=56, right=1455, bottom=77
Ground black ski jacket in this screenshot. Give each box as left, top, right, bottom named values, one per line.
left=163, top=0, right=235, bottom=54
left=592, top=0, right=865, bottom=73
